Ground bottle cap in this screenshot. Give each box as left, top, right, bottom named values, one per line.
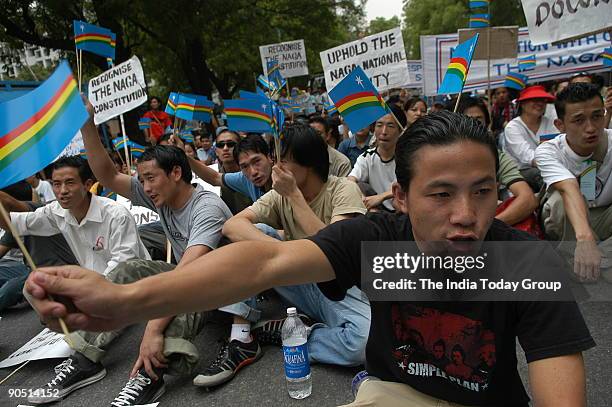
left=286, top=307, right=297, bottom=315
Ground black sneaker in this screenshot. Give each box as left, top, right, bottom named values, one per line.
left=253, top=314, right=313, bottom=346
left=192, top=339, right=262, bottom=387
left=110, top=369, right=165, bottom=406
left=27, top=354, right=106, bottom=404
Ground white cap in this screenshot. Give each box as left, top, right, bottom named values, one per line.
left=286, top=307, right=297, bottom=315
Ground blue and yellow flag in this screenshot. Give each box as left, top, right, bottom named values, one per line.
left=504, top=72, right=528, bottom=90
left=138, top=117, right=151, bottom=129
left=469, top=14, right=490, bottom=28
left=469, top=0, right=490, bottom=9
left=602, top=47, right=612, bottom=67
left=129, top=141, right=145, bottom=158
left=223, top=99, right=274, bottom=133
left=438, top=34, right=479, bottom=95
left=0, top=61, right=88, bottom=189
left=165, top=92, right=179, bottom=115
left=112, top=136, right=128, bottom=151
left=266, top=59, right=286, bottom=91
left=518, top=55, right=536, bottom=71
left=73, top=20, right=115, bottom=59
left=328, top=66, right=388, bottom=134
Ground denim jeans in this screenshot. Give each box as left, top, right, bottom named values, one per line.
left=0, top=259, right=29, bottom=311
left=274, top=284, right=371, bottom=366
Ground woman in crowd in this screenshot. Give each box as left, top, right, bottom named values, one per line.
left=143, top=96, right=173, bottom=145
left=403, top=96, right=427, bottom=126
left=503, top=85, right=558, bottom=191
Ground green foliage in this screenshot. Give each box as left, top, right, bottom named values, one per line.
left=0, top=0, right=365, bottom=97
left=367, top=16, right=400, bottom=35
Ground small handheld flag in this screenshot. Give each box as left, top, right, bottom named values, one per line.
left=257, top=75, right=279, bottom=92
left=323, top=101, right=338, bottom=116
left=179, top=131, right=195, bottom=144
left=223, top=99, right=274, bottom=133
left=504, top=72, right=528, bottom=90
left=266, top=59, right=287, bottom=91
left=602, top=47, right=612, bottom=67
left=539, top=133, right=560, bottom=143
left=138, top=117, right=151, bottom=129
left=271, top=102, right=285, bottom=139
left=0, top=61, right=88, bottom=189
left=73, top=20, right=115, bottom=59
left=165, top=92, right=179, bottom=115
left=438, top=34, right=480, bottom=95
left=101, top=187, right=117, bottom=200
left=469, top=0, right=489, bottom=9
left=469, top=14, right=490, bottom=28
left=174, top=94, right=214, bottom=123
left=518, top=55, right=536, bottom=71
left=112, top=137, right=127, bottom=151
left=129, top=141, right=145, bottom=158
left=328, top=66, right=388, bottom=134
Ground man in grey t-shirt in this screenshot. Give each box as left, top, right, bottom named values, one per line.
left=28, top=109, right=255, bottom=407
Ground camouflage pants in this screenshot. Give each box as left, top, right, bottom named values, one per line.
left=66, top=259, right=210, bottom=376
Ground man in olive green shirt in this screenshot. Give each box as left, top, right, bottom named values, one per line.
left=192, top=125, right=370, bottom=388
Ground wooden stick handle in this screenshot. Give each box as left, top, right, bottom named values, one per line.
left=0, top=201, right=73, bottom=345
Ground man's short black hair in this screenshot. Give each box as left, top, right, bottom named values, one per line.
left=139, top=145, right=192, bottom=183
left=233, top=134, right=270, bottom=163
left=433, top=339, right=446, bottom=351
left=308, top=116, right=329, bottom=133
left=51, top=155, right=95, bottom=183
left=456, top=96, right=491, bottom=128
left=451, top=344, right=466, bottom=360
left=554, top=83, right=603, bottom=120
left=281, top=124, right=329, bottom=182
left=385, top=104, right=408, bottom=129
left=396, top=111, right=498, bottom=190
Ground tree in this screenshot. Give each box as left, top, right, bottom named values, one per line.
left=367, top=15, right=400, bottom=35
left=0, top=0, right=364, bottom=96
left=402, top=0, right=527, bottom=59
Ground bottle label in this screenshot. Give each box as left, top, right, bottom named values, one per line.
left=283, top=344, right=310, bottom=379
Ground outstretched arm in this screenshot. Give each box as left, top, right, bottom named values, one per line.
left=81, top=99, right=133, bottom=199
left=25, top=239, right=334, bottom=332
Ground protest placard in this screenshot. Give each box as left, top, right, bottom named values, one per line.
left=406, top=60, right=423, bottom=89
left=320, top=27, right=410, bottom=92
left=57, top=130, right=84, bottom=158
left=0, top=329, right=71, bottom=368
left=259, top=39, right=308, bottom=78
left=521, top=0, right=612, bottom=45
left=421, top=28, right=610, bottom=96
left=88, top=55, right=148, bottom=125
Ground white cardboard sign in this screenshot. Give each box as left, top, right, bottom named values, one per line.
left=320, top=27, right=410, bottom=92
left=259, top=39, right=309, bottom=78
left=88, top=55, right=148, bottom=125
left=520, top=0, right=612, bottom=45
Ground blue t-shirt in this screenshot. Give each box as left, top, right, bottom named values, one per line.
left=222, top=172, right=265, bottom=202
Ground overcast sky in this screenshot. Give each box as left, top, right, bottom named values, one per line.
left=365, top=0, right=404, bottom=22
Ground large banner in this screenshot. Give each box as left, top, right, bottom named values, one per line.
left=521, top=0, right=612, bottom=45
left=88, top=55, right=148, bottom=125
left=259, top=39, right=309, bottom=78
left=406, top=60, right=423, bottom=89
left=421, top=28, right=610, bottom=96
left=320, top=27, right=410, bottom=92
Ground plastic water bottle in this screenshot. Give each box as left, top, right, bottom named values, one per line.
left=282, top=307, right=312, bottom=399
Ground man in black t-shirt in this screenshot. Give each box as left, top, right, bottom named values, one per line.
left=27, top=112, right=594, bottom=406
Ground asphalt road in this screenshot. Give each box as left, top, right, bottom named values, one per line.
left=1, top=291, right=610, bottom=407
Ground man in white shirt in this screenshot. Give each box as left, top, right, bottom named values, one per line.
left=1, top=156, right=149, bottom=276
left=535, top=83, right=611, bottom=282
left=348, top=105, right=407, bottom=211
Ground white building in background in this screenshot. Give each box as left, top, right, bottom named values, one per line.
left=0, top=43, right=61, bottom=80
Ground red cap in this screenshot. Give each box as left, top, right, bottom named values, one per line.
left=516, top=85, right=555, bottom=103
